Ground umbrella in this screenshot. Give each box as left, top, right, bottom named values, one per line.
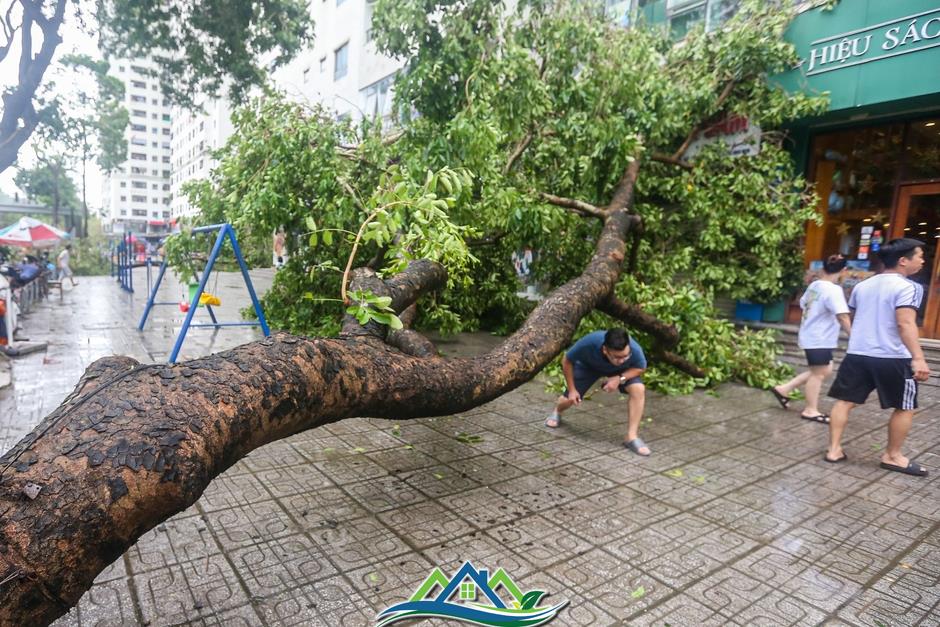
left=0, top=217, right=69, bottom=248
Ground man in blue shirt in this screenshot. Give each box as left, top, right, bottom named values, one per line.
left=545, top=328, right=650, bottom=455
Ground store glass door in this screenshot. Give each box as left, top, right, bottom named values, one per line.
left=892, top=183, right=940, bottom=338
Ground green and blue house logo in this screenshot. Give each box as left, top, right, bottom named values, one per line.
left=376, top=560, right=567, bottom=626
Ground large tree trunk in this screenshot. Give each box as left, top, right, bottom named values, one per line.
left=0, top=166, right=681, bottom=625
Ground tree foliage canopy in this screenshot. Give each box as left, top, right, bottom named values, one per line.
left=173, top=0, right=828, bottom=393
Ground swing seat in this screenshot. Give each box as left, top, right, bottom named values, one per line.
left=199, top=292, right=221, bottom=306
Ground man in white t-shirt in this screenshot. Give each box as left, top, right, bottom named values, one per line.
left=771, top=254, right=851, bottom=422
left=826, top=238, right=931, bottom=476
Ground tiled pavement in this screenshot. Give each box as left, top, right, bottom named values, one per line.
left=2, top=271, right=939, bottom=626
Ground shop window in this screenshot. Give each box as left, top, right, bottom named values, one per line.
left=903, top=118, right=940, bottom=181
left=808, top=123, right=904, bottom=266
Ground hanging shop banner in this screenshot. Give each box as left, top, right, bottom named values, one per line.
left=682, top=115, right=761, bottom=161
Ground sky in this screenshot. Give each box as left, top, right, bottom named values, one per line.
left=0, top=5, right=105, bottom=210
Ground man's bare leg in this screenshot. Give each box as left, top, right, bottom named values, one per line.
left=802, top=364, right=832, bottom=417
left=883, top=409, right=916, bottom=468
left=546, top=395, right=575, bottom=428
left=826, top=400, right=854, bottom=461
left=775, top=370, right=811, bottom=397
left=624, top=382, right=649, bottom=455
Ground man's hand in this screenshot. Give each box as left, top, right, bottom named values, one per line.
left=566, top=389, right=582, bottom=404
left=602, top=376, right=620, bottom=392
left=912, top=357, right=931, bottom=382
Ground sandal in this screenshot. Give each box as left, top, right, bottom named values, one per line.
left=880, top=460, right=928, bottom=477
left=824, top=452, right=847, bottom=463
left=770, top=387, right=791, bottom=410
left=624, top=437, right=651, bottom=456
left=800, top=413, right=830, bottom=424
left=545, top=415, right=561, bottom=428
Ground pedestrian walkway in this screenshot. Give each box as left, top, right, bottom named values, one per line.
left=2, top=272, right=938, bottom=626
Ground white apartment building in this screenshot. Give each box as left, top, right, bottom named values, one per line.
left=170, top=98, right=235, bottom=218
left=101, top=59, right=173, bottom=236
left=274, top=0, right=403, bottom=125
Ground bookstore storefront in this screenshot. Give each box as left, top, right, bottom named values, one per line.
left=779, top=1, right=940, bottom=334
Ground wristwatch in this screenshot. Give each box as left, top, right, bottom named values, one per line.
left=619, top=375, right=627, bottom=383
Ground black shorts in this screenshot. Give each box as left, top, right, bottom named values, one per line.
left=566, top=366, right=642, bottom=397
left=804, top=349, right=833, bottom=366
left=828, top=354, right=918, bottom=410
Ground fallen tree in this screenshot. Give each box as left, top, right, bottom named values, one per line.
left=0, top=160, right=669, bottom=625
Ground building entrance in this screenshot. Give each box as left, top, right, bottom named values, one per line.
left=892, top=183, right=940, bottom=338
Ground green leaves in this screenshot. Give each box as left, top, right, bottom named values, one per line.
left=345, top=290, right=403, bottom=330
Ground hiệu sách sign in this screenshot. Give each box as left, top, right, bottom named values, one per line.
left=804, top=8, right=940, bottom=76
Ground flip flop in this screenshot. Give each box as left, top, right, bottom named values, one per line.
left=880, top=460, right=928, bottom=477
left=824, top=452, right=847, bottom=463
left=624, top=437, right=651, bottom=456
left=545, top=415, right=561, bottom=428
left=801, top=413, right=830, bottom=424
left=770, top=387, right=791, bottom=410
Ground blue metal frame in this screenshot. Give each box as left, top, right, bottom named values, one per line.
left=137, top=223, right=270, bottom=363
left=116, top=232, right=135, bottom=293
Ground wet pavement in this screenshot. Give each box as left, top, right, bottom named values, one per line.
left=2, top=270, right=939, bottom=626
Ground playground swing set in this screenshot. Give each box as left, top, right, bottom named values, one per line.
left=136, top=223, right=270, bottom=364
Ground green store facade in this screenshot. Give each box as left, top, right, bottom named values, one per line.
left=625, top=0, right=940, bottom=334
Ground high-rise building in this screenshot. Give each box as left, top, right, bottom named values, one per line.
left=274, top=0, right=403, bottom=124
left=101, top=59, right=173, bottom=236
left=170, top=98, right=235, bottom=218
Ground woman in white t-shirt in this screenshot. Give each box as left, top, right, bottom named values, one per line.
left=770, top=254, right=851, bottom=423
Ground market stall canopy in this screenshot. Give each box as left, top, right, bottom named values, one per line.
left=0, top=217, right=69, bottom=248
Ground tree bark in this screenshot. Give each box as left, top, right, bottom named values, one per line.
left=0, top=164, right=672, bottom=625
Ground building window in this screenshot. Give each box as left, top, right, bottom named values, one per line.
left=132, top=209, right=147, bottom=217
left=131, top=152, right=146, bottom=160
left=120, top=196, right=126, bottom=202
left=132, top=195, right=147, bottom=203
left=132, top=109, right=146, bottom=118
left=319, top=56, right=326, bottom=73
left=130, top=94, right=146, bottom=103
left=163, top=128, right=171, bottom=136
left=131, top=80, right=146, bottom=88
left=162, top=114, right=171, bottom=122
left=151, top=183, right=158, bottom=190
left=152, top=169, right=159, bottom=176
left=132, top=181, right=147, bottom=189
left=334, top=42, right=348, bottom=80
left=131, top=166, right=146, bottom=174
left=361, top=72, right=396, bottom=120
left=119, top=182, right=126, bottom=188
left=162, top=156, right=170, bottom=163
left=131, top=124, right=146, bottom=132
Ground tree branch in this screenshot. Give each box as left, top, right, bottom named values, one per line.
left=536, top=191, right=606, bottom=219
left=651, top=153, right=694, bottom=170
left=656, top=349, right=706, bottom=378
left=0, top=0, right=66, bottom=173
left=597, top=296, right=679, bottom=348
left=503, top=130, right=533, bottom=175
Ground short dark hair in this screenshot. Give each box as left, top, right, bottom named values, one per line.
left=877, top=238, right=924, bottom=269
left=823, top=253, right=847, bottom=274
left=603, top=328, right=630, bottom=351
